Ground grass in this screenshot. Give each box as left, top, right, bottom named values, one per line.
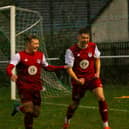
left=0, top=85, right=129, bottom=129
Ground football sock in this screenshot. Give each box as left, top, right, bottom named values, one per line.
left=66, top=105, right=77, bottom=119
left=103, top=121, right=109, bottom=127
left=24, top=112, right=33, bottom=129
left=64, top=117, right=71, bottom=124
left=99, top=100, right=109, bottom=127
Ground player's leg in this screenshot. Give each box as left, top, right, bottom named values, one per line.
left=12, top=100, right=35, bottom=129
left=23, top=90, right=41, bottom=129
left=11, top=101, right=24, bottom=116
left=33, top=90, right=41, bottom=118
left=92, top=86, right=111, bottom=129
left=18, top=89, right=35, bottom=129
left=23, top=101, right=34, bottom=129
left=63, top=100, right=80, bottom=129
left=62, top=85, right=85, bottom=129
left=11, top=89, right=31, bottom=116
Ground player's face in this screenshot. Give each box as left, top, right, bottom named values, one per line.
left=28, top=38, right=40, bottom=53
left=78, top=33, right=90, bottom=45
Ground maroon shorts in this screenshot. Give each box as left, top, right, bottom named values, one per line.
left=72, top=78, right=103, bottom=101
left=18, top=89, right=41, bottom=105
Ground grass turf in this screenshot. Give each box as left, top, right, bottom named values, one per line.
left=0, top=85, right=129, bottom=129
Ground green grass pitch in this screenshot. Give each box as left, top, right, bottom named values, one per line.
left=0, top=85, right=129, bottom=129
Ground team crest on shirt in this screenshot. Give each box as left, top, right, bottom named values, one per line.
left=88, top=52, right=92, bottom=57
left=28, top=65, right=38, bottom=75
left=77, top=53, right=80, bottom=57
left=79, top=59, right=89, bottom=69
left=37, top=59, right=41, bottom=64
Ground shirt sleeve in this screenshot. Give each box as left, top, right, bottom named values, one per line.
left=10, top=53, right=20, bottom=66
left=42, top=54, right=49, bottom=67
left=65, top=49, right=75, bottom=67
left=6, top=53, right=20, bottom=77
left=94, top=45, right=101, bottom=58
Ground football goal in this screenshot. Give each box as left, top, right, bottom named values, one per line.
left=0, top=5, right=69, bottom=100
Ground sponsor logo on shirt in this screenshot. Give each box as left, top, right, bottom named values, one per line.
left=77, top=53, right=80, bottom=57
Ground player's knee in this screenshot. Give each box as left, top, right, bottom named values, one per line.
left=24, top=107, right=33, bottom=113
left=97, top=96, right=105, bottom=101
left=23, top=103, right=34, bottom=113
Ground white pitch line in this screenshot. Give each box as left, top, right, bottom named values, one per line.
left=44, top=102, right=129, bottom=113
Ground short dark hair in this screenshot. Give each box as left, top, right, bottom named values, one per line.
left=78, top=27, right=90, bottom=35
left=24, top=35, right=39, bottom=43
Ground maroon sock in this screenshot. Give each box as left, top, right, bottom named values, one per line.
left=66, top=105, right=77, bottom=119
left=99, top=101, right=108, bottom=122
left=24, top=112, right=33, bottom=129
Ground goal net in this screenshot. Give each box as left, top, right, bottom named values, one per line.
left=0, top=5, right=69, bottom=100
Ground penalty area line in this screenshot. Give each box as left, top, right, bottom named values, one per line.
left=44, top=102, right=129, bottom=113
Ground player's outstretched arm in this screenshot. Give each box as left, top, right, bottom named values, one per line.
left=43, top=64, right=68, bottom=72
left=42, top=53, right=68, bottom=71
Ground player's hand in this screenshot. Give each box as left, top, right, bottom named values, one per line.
left=76, top=78, right=85, bottom=85
left=64, top=65, right=69, bottom=69
left=79, top=78, right=85, bottom=85
left=11, top=74, right=18, bottom=82
left=94, top=72, right=100, bottom=79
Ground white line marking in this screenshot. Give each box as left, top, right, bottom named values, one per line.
left=44, top=102, right=129, bottom=113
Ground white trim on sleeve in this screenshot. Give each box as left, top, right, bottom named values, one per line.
left=94, top=45, right=101, bottom=58
left=65, top=49, right=75, bottom=67
left=10, top=53, right=20, bottom=66
left=42, top=54, right=48, bottom=67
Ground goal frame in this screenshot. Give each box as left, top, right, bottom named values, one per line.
left=0, top=5, right=16, bottom=100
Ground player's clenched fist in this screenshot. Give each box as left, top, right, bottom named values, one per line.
left=11, top=74, right=18, bottom=82
left=76, top=78, right=85, bottom=85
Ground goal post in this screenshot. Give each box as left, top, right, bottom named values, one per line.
left=0, top=5, right=70, bottom=100
left=0, top=6, right=16, bottom=100
left=10, top=6, right=16, bottom=100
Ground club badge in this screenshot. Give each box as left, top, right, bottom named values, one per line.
left=79, top=59, right=89, bottom=69
left=28, top=65, right=38, bottom=75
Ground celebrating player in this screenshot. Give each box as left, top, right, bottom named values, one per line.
left=62, top=28, right=111, bottom=129
left=6, top=35, right=67, bottom=129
